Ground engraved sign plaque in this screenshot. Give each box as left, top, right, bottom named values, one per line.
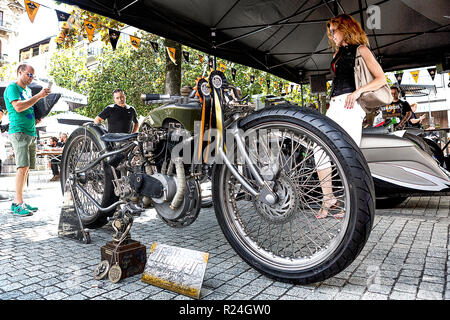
left=141, top=243, right=209, bottom=299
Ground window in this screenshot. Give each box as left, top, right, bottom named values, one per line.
left=40, top=43, right=49, bottom=54
left=21, top=51, right=30, bottom=61
left=32, top=47, right=39, bottom=57
left=0, top=11, right=3, bottom=26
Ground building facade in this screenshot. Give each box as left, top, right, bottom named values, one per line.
left=0, top=0, right=25, bottom=66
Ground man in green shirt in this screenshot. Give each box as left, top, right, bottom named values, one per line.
left=3, top=64, right=50, bottom=216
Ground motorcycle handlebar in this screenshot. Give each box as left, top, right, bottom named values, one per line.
left=140, top=93, right=171, bottom=101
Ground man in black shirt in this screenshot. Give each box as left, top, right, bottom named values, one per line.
left=94, top=89, right=139, bottom=133
left=387, top=86, right=412, bottom=130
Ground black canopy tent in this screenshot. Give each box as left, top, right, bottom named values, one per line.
left=57, top=0, right=450, bottom=84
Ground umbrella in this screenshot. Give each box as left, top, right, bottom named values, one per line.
left=36, top=111, right=94, bottom=135
left=57, top=0, right=450, bottom=83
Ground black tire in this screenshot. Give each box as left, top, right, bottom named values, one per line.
left=376, top=197, right=407, bottom=209
left=212, top=105, right=375, bottom=284
left=60, top=127, right=117, bottom=228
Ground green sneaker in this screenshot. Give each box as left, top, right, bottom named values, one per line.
left=24, top=203, right=38, bottom=212
left=12, top=204, right=33, bottom=217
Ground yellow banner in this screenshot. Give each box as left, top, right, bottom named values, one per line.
left=410, top=70, right=420, bottom=83
left=129, top=35, right=140, bottom=49
left=25, top=0, right=40, bottom=23
left=166, top=47, right=177, bottom=65
left=84, top=20, right=97, bottom=43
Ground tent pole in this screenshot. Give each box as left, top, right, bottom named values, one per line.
left=301, top=84, right=304, bottom=107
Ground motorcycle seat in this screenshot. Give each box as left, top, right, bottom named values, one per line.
left=362, top=127, right=389, bottom=135
left=100, top=132, right=138, bottom=142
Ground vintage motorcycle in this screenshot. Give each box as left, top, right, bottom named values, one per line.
left=60, top=71, right=375, bottom=284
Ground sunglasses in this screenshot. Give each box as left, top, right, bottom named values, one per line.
left=27, top=73, right=35, bottom=78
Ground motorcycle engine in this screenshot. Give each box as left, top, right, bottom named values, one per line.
left=135, top=122, right=201, bottom=227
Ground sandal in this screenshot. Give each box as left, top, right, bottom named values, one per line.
left=316, top=199, right=345, bottom=219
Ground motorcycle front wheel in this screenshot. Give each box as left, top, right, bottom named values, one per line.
left=60, top=127, right=117, bottom=228
left=212, top=106, right=375, bottom=284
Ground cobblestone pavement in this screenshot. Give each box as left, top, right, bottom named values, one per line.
left=0, top=171, right=449, bottom=300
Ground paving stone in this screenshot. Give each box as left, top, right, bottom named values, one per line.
left=393, top=283, right=418, bottom=294
left=417, top=289, right=443, bottom=300
left=390, top=290, right=416, bottom=300
left=44, top=291, right=69, bottom=300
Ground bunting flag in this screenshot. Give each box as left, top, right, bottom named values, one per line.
left=198, top=55, right=204, bottom=64
left=259, top=77, right=263, bottom=86
left=55, top=9, right=71, bottom=22
left=84, top=20, right=97, bottom=43
left=266, top=79, right=271, bottom=90
left=166, top=46, right=177, bottom=64
left=285, top=84, right=289, bottom=94
left=25, top=0, right=40, bottom=23
left=274, top=82, right=278, bottom=89
left=250, top=75, right=255, bottom=84
left=150, top=41, right=159, bottom=54
left=427, top=68, right=436, bottom=81
left=410, top=70, right=420, bottom=83
left=108, top=29, right=121, bottom=50
left=231, top=68, right=236, bottom=81
left=129, top=35, right=140, bottom=49
left=290, top=84, right=294, bottom=93
left=182, top=50, right=190, bottom=63
left=218, top=63, right=227, bottom=73
left=395, top=72, right=403, bottom=84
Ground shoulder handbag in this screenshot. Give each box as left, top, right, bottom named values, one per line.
left=354, top=45, right=392, bottom=110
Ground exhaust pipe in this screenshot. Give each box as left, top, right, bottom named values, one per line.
left=170, top=158, right=186, bottom=210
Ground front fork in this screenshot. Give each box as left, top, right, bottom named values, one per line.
left=217, top=122, right=279, bottom=205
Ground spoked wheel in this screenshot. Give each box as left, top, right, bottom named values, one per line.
left=212, top=106, right=375, bottom=284
left=60, top=127, right=117, bottom=229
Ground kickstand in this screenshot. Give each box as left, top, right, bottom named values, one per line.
left=57, top=177, right=91, bottom=244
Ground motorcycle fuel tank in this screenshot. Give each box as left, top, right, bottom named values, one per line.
left=360, top=133, right=450, bottom=196
left=143, top=103, right=202, bottom=133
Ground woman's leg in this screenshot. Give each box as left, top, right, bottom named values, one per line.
left=316, top=94, right=366, bottom=218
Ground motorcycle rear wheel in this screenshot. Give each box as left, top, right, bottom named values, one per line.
left=60, top=127, right=117, bottom=228
left=212, top=106, right=375, bottom=284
